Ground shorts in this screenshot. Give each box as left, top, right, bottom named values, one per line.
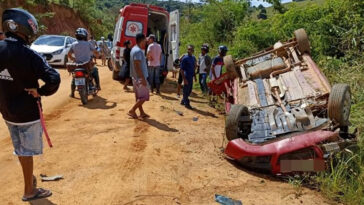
left=178, top=71, right=183, bottom=85
left=6, top=121, right=43, bottom=156
left=133, top=78, right=150, bottom=101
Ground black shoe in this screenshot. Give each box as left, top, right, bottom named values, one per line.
left=181, top=101, right=185, bottom=106
left=185, top=104, right=193, bottom=110
left=69, top=93, right=75, bottom=98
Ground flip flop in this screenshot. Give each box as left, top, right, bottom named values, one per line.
left=127, top=112, right=138, bottom=119
left=22, top=188, right=52, bottom=202
left=140, top=114, right=150, bottom=119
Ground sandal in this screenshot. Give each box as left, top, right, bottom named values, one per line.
left=140, top=114, right=150, bottom=119
left=22, top=188, right=52, bottom=201
left=127, top=112, right=138, bottom=119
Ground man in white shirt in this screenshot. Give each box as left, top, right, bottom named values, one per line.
left=146, top=34, right=162, bottom=94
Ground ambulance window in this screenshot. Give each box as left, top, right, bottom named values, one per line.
left=171, top=24, right=177, bottom=41
left=125, top=21, right=143, bottom=37
left=113, top=17, right=123, bottom=45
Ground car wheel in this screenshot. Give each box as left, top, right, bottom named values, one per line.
left=226, top=104, right=250, bottom=141
left=328, top=84, right=351, bottom=126
left=294, top=28, right=310, bottom=54
left=63, top=55, right=68, bottom=68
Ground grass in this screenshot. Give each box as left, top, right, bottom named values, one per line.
left=315, top=58, right=364, bottom=205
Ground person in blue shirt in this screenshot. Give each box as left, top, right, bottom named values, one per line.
left=180, top=45, right=196, bottom=109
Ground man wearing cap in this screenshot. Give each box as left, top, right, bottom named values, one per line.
left=146, top=34, right=162, bottom=94
left=0, top=31, right=5, bottom=40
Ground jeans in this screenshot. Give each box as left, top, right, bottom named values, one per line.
left=182, top=79, right=193, bottom=106
left=148, top=66, right=161, bottom=91
left=71, top=67, right=100, bottom=93
left=6, top=121, right=43, bottom=156
left=91, top=67, right=100, bottom=88
left=199, top=73, right=207, bottom=93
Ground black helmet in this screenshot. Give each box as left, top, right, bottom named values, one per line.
left=75, top=28, right=88, bottom=40
left=173, top=59, right=181, bottom=67
left=2, top=8, right=38, bottom=44
left=201, top=43, right=209, bottom=53
left=218, top=45, right=228, bottom=55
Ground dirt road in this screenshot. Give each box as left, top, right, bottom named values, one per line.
left=0, top=63, right=336, bottom=205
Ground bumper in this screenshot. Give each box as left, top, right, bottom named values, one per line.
left=225, top=130, right=338, bottom=174
left=41, top=53, right=65, bottom=66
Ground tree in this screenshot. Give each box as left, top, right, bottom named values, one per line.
left=59, top=0, right=69, bottom=7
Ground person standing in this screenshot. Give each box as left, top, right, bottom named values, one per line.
left=0, top=8, right=61, bottom=201
left=122, top=40, right=132, bottom=91
left=146, top=34, right=162, bottom=94
left=0, top=31, right=5, bottom=40
left=198, top=44, right=212, bottom=94
left=89, top=36, right=98, bottom=64
left=100, top=37, right=109, bottom=66
left=180, top=45, right=196, bottom=109
left=210, top=45, right=228, bottom=81
left=128, top=33, right=150, bottom=119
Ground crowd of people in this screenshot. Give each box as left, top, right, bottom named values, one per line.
left=121, top=34, right=229, bottom=113
left=0, top=7, right=229, bottom=201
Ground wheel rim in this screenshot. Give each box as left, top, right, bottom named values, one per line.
left=342, top=92, right=351, bottom=120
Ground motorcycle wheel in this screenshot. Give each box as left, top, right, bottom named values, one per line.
left=79, top=86, right=88, bottom=105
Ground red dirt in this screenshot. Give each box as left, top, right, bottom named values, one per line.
left=0, top=62, right=338, bottom=204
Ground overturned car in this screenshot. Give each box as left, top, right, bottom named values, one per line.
left=209, top=29, right=357, bottom=174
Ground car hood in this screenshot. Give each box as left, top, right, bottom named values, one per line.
left=30, top=45, right=64, bottom=54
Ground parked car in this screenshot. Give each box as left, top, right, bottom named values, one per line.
left=209, top=29, right=357, bottom=175
left=31, top=35, right=76, bottom=67
left=111, top=3, right=180, bottom=81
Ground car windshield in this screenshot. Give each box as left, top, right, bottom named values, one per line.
left=33, top=36, right=65, bottom=46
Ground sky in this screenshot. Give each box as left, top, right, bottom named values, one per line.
left=250, top=0, right=293, bottom=7
left=176, top=0, right=293, bottom=7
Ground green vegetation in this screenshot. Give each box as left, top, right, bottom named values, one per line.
left=181, top=0, right=363, bottom=204
left=47, top=0, right=189, bottom=38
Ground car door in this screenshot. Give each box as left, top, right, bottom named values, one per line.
left=168, top=10, right=180, bottom=70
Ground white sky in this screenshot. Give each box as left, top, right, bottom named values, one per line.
left=250, top=0, right=293, bottom=7
left=175, top=0, right=293, bottom=7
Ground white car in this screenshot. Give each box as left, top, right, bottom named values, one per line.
left=31, top=35, right=76, bottom=67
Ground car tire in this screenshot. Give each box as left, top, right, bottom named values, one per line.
left=328, top=84, right=351, bottom=126
left=63, top=55, right=68, bottom=68
left=226, top=104, right=249, bottom=141
left=294, top=28, right=310, bottom=54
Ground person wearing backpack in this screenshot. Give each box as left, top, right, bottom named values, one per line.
left=0, top=8, right=60, bottom=201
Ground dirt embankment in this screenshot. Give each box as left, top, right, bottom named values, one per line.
left=0, top=0, right=88, bottom=36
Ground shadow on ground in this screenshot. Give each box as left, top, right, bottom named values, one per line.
left=143, top=118, right=178, bottom=132
left=81, top=95, right=117, bottom=110
left=29, top=198, right=56, bottom=205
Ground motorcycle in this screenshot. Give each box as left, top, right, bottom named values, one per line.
left=68, top=62, right=98, bottom=105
